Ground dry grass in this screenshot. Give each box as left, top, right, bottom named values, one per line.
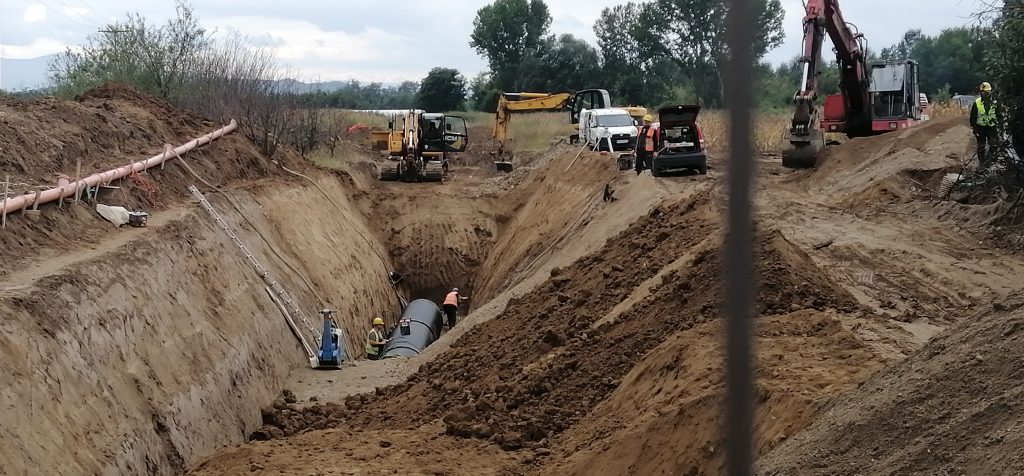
left=929, top=102, right=969, bottom=120
left=318, top=102, right=968, bottom=160
left=697, top=110, right=790, bottom=154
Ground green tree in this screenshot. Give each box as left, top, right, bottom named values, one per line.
left=630, top=0, right=785, bottom=107
left=49, top=0, right=209, bottom=99
left=469, top=0, right=552, bottom=90
left=880, top=27, right=992, bottom=98
left=881, top=29, right=925, bottom=61
left=990, top=0, right=1024, bottom=154
left=517, top=34, right=604, bottom=91
left=468, top=72, right=501, bottom=111
left=594, top=2, right=677, bottom=106
left=418, top=67, right=467, bottom=111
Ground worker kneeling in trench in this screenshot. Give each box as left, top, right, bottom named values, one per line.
left=364, top=318, right=389, bottom=360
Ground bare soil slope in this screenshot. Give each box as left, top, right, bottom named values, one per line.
left=757, top=295, right=1024, bottom=475
left=0, top=87, right=400, bottom=475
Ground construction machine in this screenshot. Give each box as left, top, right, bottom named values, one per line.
left=491, top=89, right=611, bottom=171
left=782, top=0, right=927, bottom=168
left=372, top=109, right=469, bottom=182
left=313, top=309, right=345, bottom=369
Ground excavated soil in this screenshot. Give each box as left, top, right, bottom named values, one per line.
left=7, top=87, right=1024, bottom=476
left=758, top=294, right=1024, bottom=475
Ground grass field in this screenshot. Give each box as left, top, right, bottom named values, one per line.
left=326, top=102, right=966, bottom=159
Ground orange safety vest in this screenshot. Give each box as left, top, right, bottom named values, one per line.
left=644, top=126, right=657, bottom=152
left=444, top=292, right=459, bottom=306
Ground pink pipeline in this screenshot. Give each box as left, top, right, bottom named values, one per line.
left=1, top=119, right=238, bottom=215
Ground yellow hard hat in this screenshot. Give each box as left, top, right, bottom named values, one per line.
left=643, top=114, right=654, bottom=122
left=980, top=82, right=993, bottom=92
left=373, top=317, right=384, bottom=326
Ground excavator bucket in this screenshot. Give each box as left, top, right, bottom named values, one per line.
left=492, top=150, right=514, bottom=173
left=781, top=129, right=825, bottom=169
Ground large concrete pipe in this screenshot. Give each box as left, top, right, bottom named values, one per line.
left=0, top=120, right=238, bottom=216
left=381, top=299, right=444, bottom=358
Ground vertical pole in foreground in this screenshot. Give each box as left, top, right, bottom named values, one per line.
left=724, top=0, right=757, bottom=474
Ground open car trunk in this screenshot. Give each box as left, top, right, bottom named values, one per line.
left=657, top=105, right=702, bottom=154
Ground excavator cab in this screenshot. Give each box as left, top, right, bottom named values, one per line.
left=442, top=116, right=469, bottom=153
left=568, top=89, right=612, bottom=125
left=868, top=60, right=924, bottom=130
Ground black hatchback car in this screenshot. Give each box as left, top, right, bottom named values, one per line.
left=652, top=105, right=707, bottom=176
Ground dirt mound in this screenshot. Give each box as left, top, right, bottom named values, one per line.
left=191, top=422, right=518, bottom=476
left=247, top=186, right=860, bottom=460
left=0, top=84, right=295, bottom=279
left=549, top=310, right=886, bottom=476
left=758, top=294, right=1024, bottom=475
left=785, top=117, right=972, bottom=207
left=0, top=82, right=209, bottom=185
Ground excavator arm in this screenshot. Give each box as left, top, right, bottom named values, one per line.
left=782, top=0, right=868, bottom=168
left=490, top=89, right=610, bottom=172
left=493, top=92, right=574, bottom=157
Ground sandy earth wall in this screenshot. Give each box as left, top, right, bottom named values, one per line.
left=0, top=175, right=398, bottom=475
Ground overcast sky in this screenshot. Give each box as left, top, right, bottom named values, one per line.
left=0, top=0, right=988, bottom=84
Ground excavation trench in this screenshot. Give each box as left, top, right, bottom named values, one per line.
left=0, top=83, right=664, bottom=476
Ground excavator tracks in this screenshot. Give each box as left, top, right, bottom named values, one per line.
left=379, top=162, right=401, bottom=181
left=423, top=161, right=446, bottom=182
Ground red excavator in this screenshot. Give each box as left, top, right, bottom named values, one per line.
left=782, top=0, right=928, bottom=168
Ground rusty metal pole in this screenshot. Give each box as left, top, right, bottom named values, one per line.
left=724, top=0, right=757, bottom=474
left=2, top=174, right=8, bottom=228
left=74, top=158, right=82, bottom=205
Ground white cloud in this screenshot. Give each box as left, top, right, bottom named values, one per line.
left=23, top=4, right=46, bottom=23
left=207, top=16, right=409, bottom=63
left=0, top=37, right=67, bottom=59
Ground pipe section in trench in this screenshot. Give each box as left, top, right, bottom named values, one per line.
left=381, top=299, right=444, bottom=358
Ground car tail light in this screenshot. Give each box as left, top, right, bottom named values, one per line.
left=697, top=125, right=705, bottom=149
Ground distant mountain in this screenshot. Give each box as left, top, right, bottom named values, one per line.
left=0, top=54, right=57, bottom=91
left=0, top=54, right=401, bottom=94
left=272, top=78, right=404, bottom=93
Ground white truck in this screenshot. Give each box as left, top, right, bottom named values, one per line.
left=578, top=107, right=640, bottom=170
left=579, top=107, right=639, bottom=153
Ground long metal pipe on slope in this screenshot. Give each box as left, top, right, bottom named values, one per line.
left=0, top=119, right=238, bottom=215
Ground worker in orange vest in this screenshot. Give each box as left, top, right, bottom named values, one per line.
left=635, top=114, right=658, bottom=175
left=442, top=287, right=469, bottom=329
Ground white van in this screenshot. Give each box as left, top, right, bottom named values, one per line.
left=579, top=107, right=639, bottom=152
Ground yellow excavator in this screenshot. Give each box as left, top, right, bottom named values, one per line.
left=491, top=89, right=611, bottom=172
left=370, top=109, right=468, bottom=182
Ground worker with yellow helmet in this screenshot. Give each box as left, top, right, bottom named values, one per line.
left=970, top=81, right=1002, bottom=165
left=365, top=317, right=389, bottom=360
left=636, top=114, right=659, bottom=175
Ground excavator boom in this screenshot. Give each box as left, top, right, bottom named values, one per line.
left=491, top=89, right=610, bottom=172
left=783, top=0, right=924, bottom=168
left=783, top=0, right=867, bottom=168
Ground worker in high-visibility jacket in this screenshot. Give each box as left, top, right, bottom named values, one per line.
left=635, top=115, right=658, bottom=175
left=365, top=317, right=388, bottom=360
left=970, top=81, right=1002, bottom=166
left=442, top=288, right=469, bottom=330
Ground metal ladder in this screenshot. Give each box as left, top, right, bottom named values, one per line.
left=187, top=185, right=320, bottom=359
